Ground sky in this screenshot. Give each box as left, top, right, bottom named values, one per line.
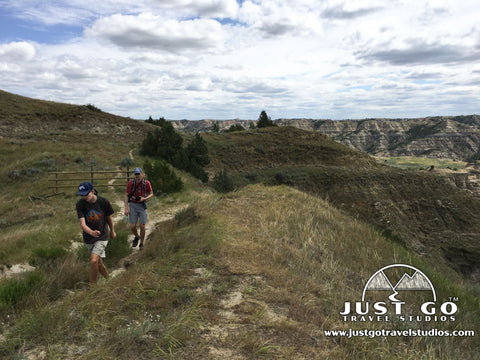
left=0, top=0, right=479, bottom=120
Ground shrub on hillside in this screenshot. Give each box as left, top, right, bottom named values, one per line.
left=227, top=124, right=245, bottom=132
left=28, top=245, right=68, bottom=268
left=140, top=118, right=210, bottom=183
left=174, top=206, right=199, bottom=226
left=143, top=159, right=183, bottom=194
left=76, top=230, right=132, bottom=268
left=0, top=271, right=45, bottom=309
left=119, top=157, right=135, bottom=168
left=212, top=168, right=235, bottom=193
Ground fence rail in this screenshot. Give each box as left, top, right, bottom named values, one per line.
left=48, top=166, right=133, bottom=193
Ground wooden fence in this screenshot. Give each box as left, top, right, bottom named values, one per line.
left=48, top=166, right=132, bottom=193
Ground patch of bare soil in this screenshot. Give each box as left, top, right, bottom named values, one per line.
left=191, top=268, right=315, bottom=360
left=0, top=263, right=35, bottom=280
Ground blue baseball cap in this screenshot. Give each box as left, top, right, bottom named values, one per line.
left=133, top=167, right=143, bottom=175
left=77, top=181, right=94, bottom=196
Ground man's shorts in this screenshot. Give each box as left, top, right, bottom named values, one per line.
left=85, top=240, right=108, bottom=258
left=129, top=202, right=148, bottom=224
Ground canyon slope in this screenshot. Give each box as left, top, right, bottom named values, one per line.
left=171, top=115, right=480, bottom=161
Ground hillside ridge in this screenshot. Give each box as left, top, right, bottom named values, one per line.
left=171, top=115, right=480, bottom=161
left=0, top=89, right=151, bottom=138
left=3, top=89, right=479, bottom=161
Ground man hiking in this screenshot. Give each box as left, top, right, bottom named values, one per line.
left=124, top=167, right=153, bottom=250
left=76, top=181, right=116, bottom=288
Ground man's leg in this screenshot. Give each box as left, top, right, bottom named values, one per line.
left=139, top=223, right=146, bottom=245
left=129, top=204, right=141, bottom=247
left=131, top=222, right=140, bottom=247
left=138, top=207, right=148, bottom=248
left=130, top=222, right=139, bottom=237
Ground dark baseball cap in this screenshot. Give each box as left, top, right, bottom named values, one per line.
left=77, top=181, right=94, bottom=196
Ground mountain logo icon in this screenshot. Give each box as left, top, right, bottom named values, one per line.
left=362, top=264, right=436, bottom=302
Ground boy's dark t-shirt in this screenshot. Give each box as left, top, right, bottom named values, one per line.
left=76, top=196, right=114, bottom=244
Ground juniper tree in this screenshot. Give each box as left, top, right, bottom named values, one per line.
left=257, top=110, right=275, bottom=128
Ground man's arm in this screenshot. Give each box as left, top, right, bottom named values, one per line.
left=140, top=181, right=154, bottom=202
left=140, top=191, right=153, bottom=202
left=124, top=192, right=130, bottom=216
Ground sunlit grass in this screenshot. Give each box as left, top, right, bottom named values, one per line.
left=210, top=184, right=479, bottom=359
left=377, top=156, right=467, bottom=170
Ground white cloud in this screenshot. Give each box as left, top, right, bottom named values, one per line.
left=149, top=0, right=239, bottom=18
left=0, top=0, right=479, bottom=119
left=0, top=41, right=36, bottom=62
left=85, top=13, right=226, bottom=53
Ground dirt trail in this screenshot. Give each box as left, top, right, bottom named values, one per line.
left=109, top=201, right=187, bottom=278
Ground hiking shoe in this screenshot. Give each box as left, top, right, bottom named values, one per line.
left=132, top=236, right=140, bottom=247
left=139, top=243, right=144, bottom=251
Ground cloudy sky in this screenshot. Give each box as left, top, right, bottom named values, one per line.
left=0, top=0, right=479, bottom=120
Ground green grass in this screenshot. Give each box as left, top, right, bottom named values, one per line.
left=209, top=184, right=479, bottom=359
left=378, top=156, right=467, bottom=170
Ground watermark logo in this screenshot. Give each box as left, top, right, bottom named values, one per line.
left=340, top=264, right=457, bottom=323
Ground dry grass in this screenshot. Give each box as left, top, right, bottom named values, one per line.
left=0, top=179, right=478, bottom=359
left=183, top=184, right=480, bottom=359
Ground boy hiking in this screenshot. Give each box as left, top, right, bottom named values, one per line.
left=124, top=167, right=153, bottom=250
left=76, top=181, right=116, bottom=287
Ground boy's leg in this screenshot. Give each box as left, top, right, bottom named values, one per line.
left=87, top=241, right=108, bottom=287
left=98, top=257, right=109, bottom=278
left=90, top=253, right=101, bottom=286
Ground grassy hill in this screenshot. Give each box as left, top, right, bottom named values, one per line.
left=0, top=89, right=152, bottom=139
left=203, top=128, right=480, bottom=286
left=0, top=91, right=478, bottom=359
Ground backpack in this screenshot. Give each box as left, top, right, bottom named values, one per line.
left=128, top=178, right=146, bottom=200
left=128, top=179, right=148, bottom=208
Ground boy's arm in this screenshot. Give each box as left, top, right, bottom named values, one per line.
left=78, top=217, right=100, bottom=238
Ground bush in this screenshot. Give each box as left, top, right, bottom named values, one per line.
left=119, top=157, right=135, bottom=168
left=274, top=171, right=293, bottom=186
left=105, top=231, right=132, bottom=268
left=227, top=124, right=245, bottom=132
left=0, top=271, right=45, bottom=308
left=28, top=245, right=68, bottom=268
left=143, top=159, right=183, bottom=194
left=140, top=122, right=183, bottom=163
left=174, top=206, right=199, bottom=226
left=212, top=168, right=235, bottom=193
left=76, top=231, right=132, bottom=268
left=140, top=120, right=209, bottom=183
left=85, top=104, right=102, bottom=112
left=245, top=172, right=258, bottom=182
